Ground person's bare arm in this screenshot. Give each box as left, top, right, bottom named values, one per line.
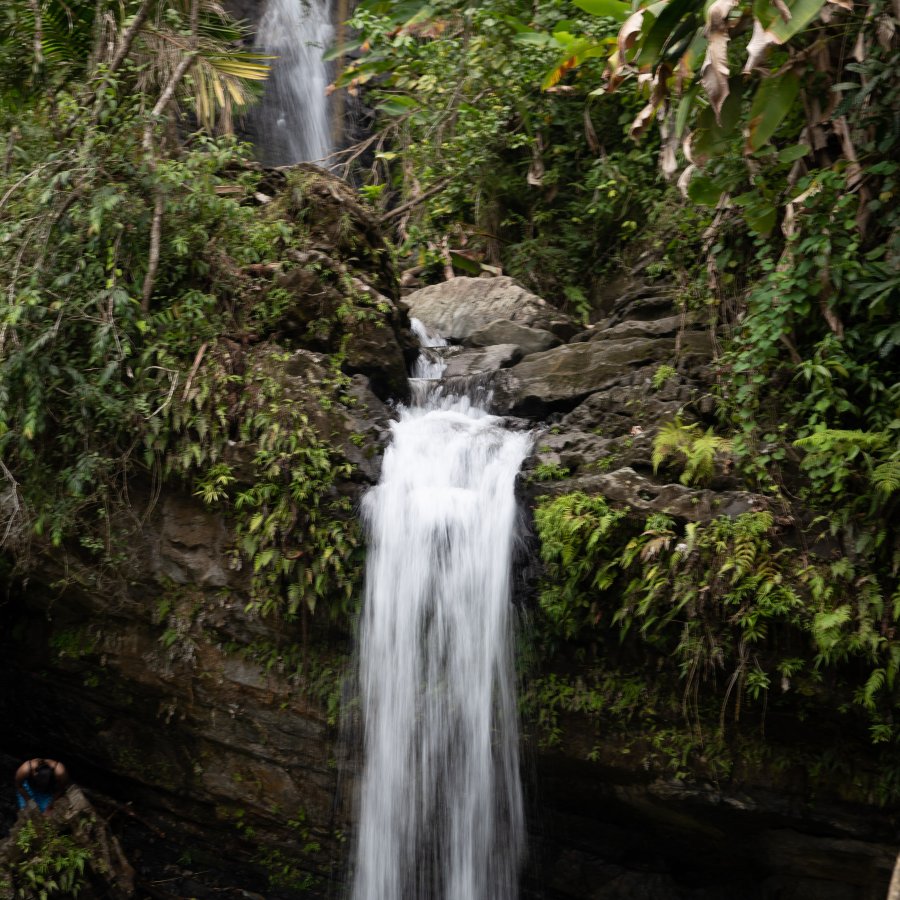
left=14, top=760, right=34, bottom=804
left=45, top=761, right=69, bottom=811
left=53, top=761, right=69, bottom=791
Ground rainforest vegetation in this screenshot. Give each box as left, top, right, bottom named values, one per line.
left=337, top=0, right=900, bottom=795
left=0, top=0, right=898, bottom=843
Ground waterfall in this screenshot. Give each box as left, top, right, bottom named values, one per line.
left=352, top=322, right=530, bottom=900
left=253, top=0, right=334, bottom=166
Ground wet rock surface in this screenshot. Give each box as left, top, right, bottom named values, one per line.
left=442, top=343, right=523, bottom=378
left=528, top=756, right=897, bottom=900
left=468, top=318, right=562, bottom=355
left=405, top=275, right=577, bottom=342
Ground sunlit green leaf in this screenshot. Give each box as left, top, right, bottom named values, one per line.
left=748, top=71, right=800, bottom=150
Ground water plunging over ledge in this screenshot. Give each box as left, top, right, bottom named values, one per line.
left=351, top=321, right=531, bottom=900
left=252, top=0, right=334, bottom=166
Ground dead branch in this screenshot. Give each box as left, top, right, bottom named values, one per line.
left=141, top=192, right=165, bottom=312
left=140, top=10, right=199, bottom=312
left=142, top=51, right=199, bottom=155
left=181, top=342, right=209, bottom=402
left=29, top=0, right=43, bottom=68
left=379, top=177, right=452, bottom=224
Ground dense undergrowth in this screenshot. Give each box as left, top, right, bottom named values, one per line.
left=0, top=3, right=370, bottom=627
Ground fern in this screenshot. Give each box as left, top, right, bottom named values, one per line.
left=860, top=668, right=886, bottom=711
left=793, top=429, right=890, bottom=453
left=873, top=457, right=900, bottom=495
left=652, top=418, right=732, bottom=486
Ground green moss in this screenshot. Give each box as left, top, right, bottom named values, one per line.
left=49, top=627, right=99, bottom=661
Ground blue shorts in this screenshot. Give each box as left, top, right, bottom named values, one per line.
left=16, top=780, right=54, bottom=812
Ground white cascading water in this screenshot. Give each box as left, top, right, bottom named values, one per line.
left=352, top=320, right=531, bottom=900
left=253, top=0, right=333, bottom=165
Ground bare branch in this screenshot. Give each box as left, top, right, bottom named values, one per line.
left=140, top=1, right=200, bottom=312
left=181, top=342, right=209, bottom=402
left=106, top=0, right=154, bottom=80
left=379, top=178, right=452, bottom=224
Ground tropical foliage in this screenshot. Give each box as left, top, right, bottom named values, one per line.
left=335, top=0, right=676, bottom=317
left=336, top=0, right=898, bottom=788
left=0, top=0, right=367, bottom=623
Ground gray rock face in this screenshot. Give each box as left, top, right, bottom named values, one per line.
left=541, top=466, right=765, bottom=521
left=152, top=495, right=233, bottom=587
left=588, top=312, right=698, bottom=342
left=442, top=344, right=522, bottom=378
left=467, top=319, right=561, bottom=354
left=561, top=385, right=691, bottom=438
left=493, top=337, right=687, bottom=417
left=405, top=276, right=576, bottom=342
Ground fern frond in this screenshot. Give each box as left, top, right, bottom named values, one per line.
left=652, top=418, right=732, bottom=486
left=872, top=458, right=900, bottom=495
left=794, top=428, right=889, bottom=452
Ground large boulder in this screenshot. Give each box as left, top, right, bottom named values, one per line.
left=405, top=276, right=577, bottom=343
left=242, top=167, right=418, bottom=402
left=467, top=319, right=561, bottom=355
left=442, top=344, right=523, bottom=379
left=492, top=337, right=691, bottom=417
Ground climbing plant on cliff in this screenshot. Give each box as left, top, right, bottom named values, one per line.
left=533, top=491, right=900, bottom=798
left=546, top=0, right=899, bottom=525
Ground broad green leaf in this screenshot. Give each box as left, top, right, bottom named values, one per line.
left=692, top=81, right=741, bottom=159
left=573, top=0, right=631, bottom=20
left=542, top=38, right=605, bottom=89
left=377, top=95, right=420, bottom=116
left=638, top=0, right=700, bottom=64
left=553, top=20, right=584, bottom=33
left=322, top=40, right=364, bottom=62
left=767, top=0, right=826, bottom=42
left=743, top=202, right=777, bottom=234
left=449, top=251, right=482, bottom=275
left=675, top=82, right=699, bottom=137
left=687, top=172, right=727, bottom=205
left=748, top=71, right=800, bottom=150
left=777, top=143, right=811, bottom=163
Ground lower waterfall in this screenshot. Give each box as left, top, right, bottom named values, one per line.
left=351, top=332, right=531, bottom=900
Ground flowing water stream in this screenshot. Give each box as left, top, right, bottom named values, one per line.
left=351, top=322, right=531, bottom=900
left=253, top=0, right=333, bottom=165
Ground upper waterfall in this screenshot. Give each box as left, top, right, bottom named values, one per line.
left=252, top=0, right=334, bottom=166
left=351, top=326, right=531, bottom=899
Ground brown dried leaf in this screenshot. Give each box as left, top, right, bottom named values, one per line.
left=701, top=0, right=738, bottom=122
left=743, top=19, right=776, bottom=72
left=618, top=9, right=647, bottom=57
left=630, top=101, right=657, bottom=139
left=876, top=13, right=895, bottom=49
left=677, top=163, right=696, bottom=197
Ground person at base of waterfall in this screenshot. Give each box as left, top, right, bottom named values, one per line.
left=14, top=758, right=69, bottom=815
